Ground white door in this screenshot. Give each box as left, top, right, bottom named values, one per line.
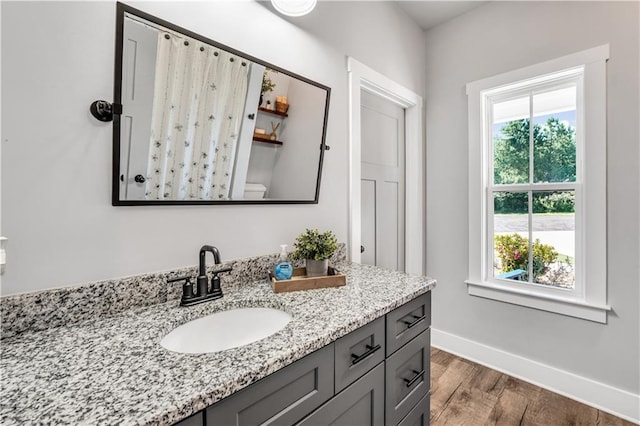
left=120, top=18, right=158, bottom=200
left=360, top=90, right=405, bottom=271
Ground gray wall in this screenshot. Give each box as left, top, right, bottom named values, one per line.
left=424, top=1, right=639, bottom=394
left=269, top=79, right=326, bottom=200
left=0, top=1, right=425, bottom=295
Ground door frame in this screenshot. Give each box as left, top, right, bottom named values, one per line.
left=347, top=57, right=424, bottom=275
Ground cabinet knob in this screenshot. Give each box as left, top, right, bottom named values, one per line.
left=134, top=174, right=146, bottom=183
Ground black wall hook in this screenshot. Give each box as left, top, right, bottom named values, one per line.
left=90, top=100, right=115, bottom=122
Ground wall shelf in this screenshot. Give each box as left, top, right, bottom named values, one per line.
left=258, top=107, right=288, bottom=118
left=253, top=134, right=284, bottom=145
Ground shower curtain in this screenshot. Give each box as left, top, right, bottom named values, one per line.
left=145, top=30, right=249, bottom=200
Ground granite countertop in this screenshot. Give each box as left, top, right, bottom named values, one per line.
left=0, top=262, right=435, bottom=425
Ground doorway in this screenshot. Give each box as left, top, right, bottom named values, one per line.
left=348, top=58, right=424, bottom=275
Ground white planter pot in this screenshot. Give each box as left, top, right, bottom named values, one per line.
left=305, top=259, right=328, bottom=277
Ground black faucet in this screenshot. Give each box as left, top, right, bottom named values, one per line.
left=197, top=245, right=222, bottom=298
left=167, top=245, right=232, bottom=307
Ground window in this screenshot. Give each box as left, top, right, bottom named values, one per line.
left=466, top=46, right=609, bottom=323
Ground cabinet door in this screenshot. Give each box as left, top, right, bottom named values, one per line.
left=386, top=292, right=431, bottom=356
left=297, top=362, right=384, bottom=426
left=397, top=392, right=430, bottom=426
left=206, top=344, right=333, bottom=426
left=385, top=329, right=431, bottom=426
left=334, top=316, right=385, bottom=392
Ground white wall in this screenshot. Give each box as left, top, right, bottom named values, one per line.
left=425, top=0, right=639, bottom=400
left=0, top=1, right=3, bottom=284
left=0, top=1, right=425, bottom=295
left=287, top=1, right=427, bottom=97
left=269, top=78, right=326, bottom=199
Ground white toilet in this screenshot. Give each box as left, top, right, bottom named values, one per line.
left=243, top=183, right=267, bottom=199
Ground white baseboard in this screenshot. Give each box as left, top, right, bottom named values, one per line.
left=431, top=328, right=640, bottom=424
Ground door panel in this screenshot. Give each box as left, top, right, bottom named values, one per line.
left=361, top=179, right=376, bottom=265
left=378, top=181, right=399, bottom=271
left=362, top=107, right=398, bottom=168
left=360, top=90, right=405, bottom=271
left=121, top=18, right=158, bottom=200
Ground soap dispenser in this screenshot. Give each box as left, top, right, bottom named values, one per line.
left=274, top=244, right=293, bottom=280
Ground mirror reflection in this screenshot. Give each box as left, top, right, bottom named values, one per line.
left=114, top=4, right=330, bottom=205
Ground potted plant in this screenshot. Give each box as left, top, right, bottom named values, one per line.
left=291, top=229, right=338, bottom=277
left=260, top=71, right=276, bottom=107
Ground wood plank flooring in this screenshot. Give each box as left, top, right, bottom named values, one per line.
left=430, top=348, right=636, bottom=426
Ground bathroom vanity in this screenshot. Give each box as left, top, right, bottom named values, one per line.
left=180, top=292, right=431, bottom=426
left=0, top=257, right=435, bottom=425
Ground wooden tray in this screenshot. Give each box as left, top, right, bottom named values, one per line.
left=270, top=266, right=346, bottom=293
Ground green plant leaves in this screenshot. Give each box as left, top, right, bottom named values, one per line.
left=291, top=228, right=338, bottom=261
left=494, top=233, right=558, bottom=280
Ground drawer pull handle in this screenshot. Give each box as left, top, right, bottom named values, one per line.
left=351, top=344, right=381, bottom=365
left=404, top=369, right=425, bottom=388
left=403, top=314, right=426, bottom=329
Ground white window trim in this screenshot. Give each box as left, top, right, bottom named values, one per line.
left=466, top=45, right=610, bottom=323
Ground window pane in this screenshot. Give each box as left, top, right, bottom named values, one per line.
left=492, top=96, right=530, bottom=185
left=493, top=191, right=528, bottom=281
left=533, top=86, right=577, bottom=183
left=532, top=191, right=575, bottom=288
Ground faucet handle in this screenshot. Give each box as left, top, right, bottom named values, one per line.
left=209, top=267, right=233, bottom=297
left=167, top=275, right=195, bottom=302
left=167, top=275, right=193, bottom=284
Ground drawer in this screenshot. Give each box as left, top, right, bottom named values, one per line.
left=297, top=363, right=384, bottom=426
left=206, top=344, right=334, bottom=425
left=385, top=329, right=431, bottom=426
left=334, top=316, right=385, bottom=393
left=397, top=392, right=430, bottom=426
left=386, top=292, right=431, bottom=356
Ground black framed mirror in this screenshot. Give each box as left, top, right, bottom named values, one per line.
left=112, top=3, right=331, bottom=205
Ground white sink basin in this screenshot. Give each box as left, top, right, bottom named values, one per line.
left=160, top=307, right=291, bottom=354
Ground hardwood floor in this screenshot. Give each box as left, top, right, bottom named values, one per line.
left=430, top=348, right=636, bottom=426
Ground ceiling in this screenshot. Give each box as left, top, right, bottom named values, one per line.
left=394, top=1, right=487, bottom=31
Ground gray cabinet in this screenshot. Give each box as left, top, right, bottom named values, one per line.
left=205, top=345, right=333, bottom=425
left=397, top=393, right=430, bottom=426
left=176, top=291, right=431, bottom=426
left=297, top=363, right=384, bottom=426
left=174, top=412, right=203, bottom=426
left=334, top=317, right=385, bottom=393
left=385, top=329, right=431, bottom=425
left=386, top=292, right=431, bottom=356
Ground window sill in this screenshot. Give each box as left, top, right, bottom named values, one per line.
left=466, top=280, right=610, bottom=323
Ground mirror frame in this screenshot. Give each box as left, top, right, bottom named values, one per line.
left=112, top=2, right=331, bottom=206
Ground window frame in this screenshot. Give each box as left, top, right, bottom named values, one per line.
left=486, top=74, right=582, bottom=298
left=466, top=45, right=610, bottom=323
